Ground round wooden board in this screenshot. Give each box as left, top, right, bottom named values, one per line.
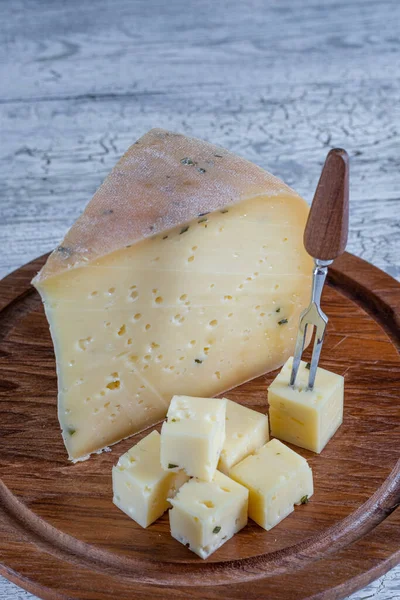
left=0, top=252, right=399, bottom=600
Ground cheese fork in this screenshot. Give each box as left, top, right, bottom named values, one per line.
left=290, top=148, right=349, bottom=390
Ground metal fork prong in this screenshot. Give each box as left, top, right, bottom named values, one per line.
left=307, top=321, right=327, bottom=390
left=289, top=321, right=309, bottom=387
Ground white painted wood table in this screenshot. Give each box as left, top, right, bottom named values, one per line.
left=0, top=0, right=399, bottom=598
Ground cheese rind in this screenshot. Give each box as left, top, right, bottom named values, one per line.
left=161, top=395, right=226, bottom=481
left=33, top=130, right=312, bottom=461
left=218, top=399, right=269, bottom=474
left=112, top=430, right=188, bottom=528
left=169, top=470, right=248, bottom=559
left=229, top=438, right=313, bottom=530
left=268, top=357, right=344, bottom=453
left=33, top=128, right=307, bottom=283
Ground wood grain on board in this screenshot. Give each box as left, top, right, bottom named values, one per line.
left=0, top=252, right=399, bottom=600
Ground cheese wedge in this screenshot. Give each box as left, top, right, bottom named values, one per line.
left=33, top=129, right=312, bottom=461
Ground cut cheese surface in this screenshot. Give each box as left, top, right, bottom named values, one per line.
left=112, top=430, right=188, bottom=528
left=33, top=129, right=312, bottom=461
left=230, top=438, right=313, bottom=530
left=169, top=470, right=248, bottom=559
left=269, top=357, right=344, bottom=453
left=218, top=399, right=269, bottom=474
left=161, top=395, right=226, bottom=481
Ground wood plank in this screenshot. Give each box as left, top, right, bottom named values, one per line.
left=1, top=0, right=400, bottom=102
left=1, top=85, right=400, bottom=280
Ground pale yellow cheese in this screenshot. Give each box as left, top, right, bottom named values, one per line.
left=268, top=357, right=344, bottom=453
left=161, top=395, right=226, bottom=481
left=230, top=438, right=313, bottom=530
left=33, top=130, right=312, bottom=461
left=169, top=470, right=248, bottom=559
left=218, top=399, right=269, bottom=474
left=112, top=430, right=188, bottom=528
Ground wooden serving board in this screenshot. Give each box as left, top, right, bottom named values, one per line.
left=0, top=252, right=399, bottom=600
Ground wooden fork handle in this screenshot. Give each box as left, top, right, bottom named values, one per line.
left=304, top=148, right=349, bottom=261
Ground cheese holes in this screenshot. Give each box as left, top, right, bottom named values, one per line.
left=209, top=319, right=218, bottom=328
left=133, top=313, right=142, bottom=321
left=127, top=338, right=133, bottom=345
left=78, top=337, right=92, bottom=351
left=189, top=340, right=196, bottom=347
left=89, top=291, right=98, bottom=298
left=108, top=287, right=116, bottom=294
left=179, top=294, right=188, bottom=302
left=200, top=500, right=215, bottom=509
left=187, top=255, right=195, bottom=263
left=172, top=314, right=185, bottom=325
left=214, top=371, right=221, bottom=380
left=145, top=324, right=151, bottom=331
left=106, top=373, right=120, bottom=391
left=274, top=284, right=280, bottom=290
left=223, top=295, right=232, bottom=302
left=220, top=487, right=231, bottom=493
left=155, top=296, right=163, bottom=304
left=117, top=324, right=126, bottom=336
left=130, top=290, right=139, bottom=301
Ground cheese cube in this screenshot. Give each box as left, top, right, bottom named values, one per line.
left=230, top=438, right=313, bottom=530
left=161, top=395, right=226, bottom=481
left=169, top=470, right=248, bottom=559
left=112, top=430, right=188, bottom=528
left=268, top=357, right=344, bottom=453
left=218, top=399, right=269, bottom=474
left=32, top=128, right=313, bottom=462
